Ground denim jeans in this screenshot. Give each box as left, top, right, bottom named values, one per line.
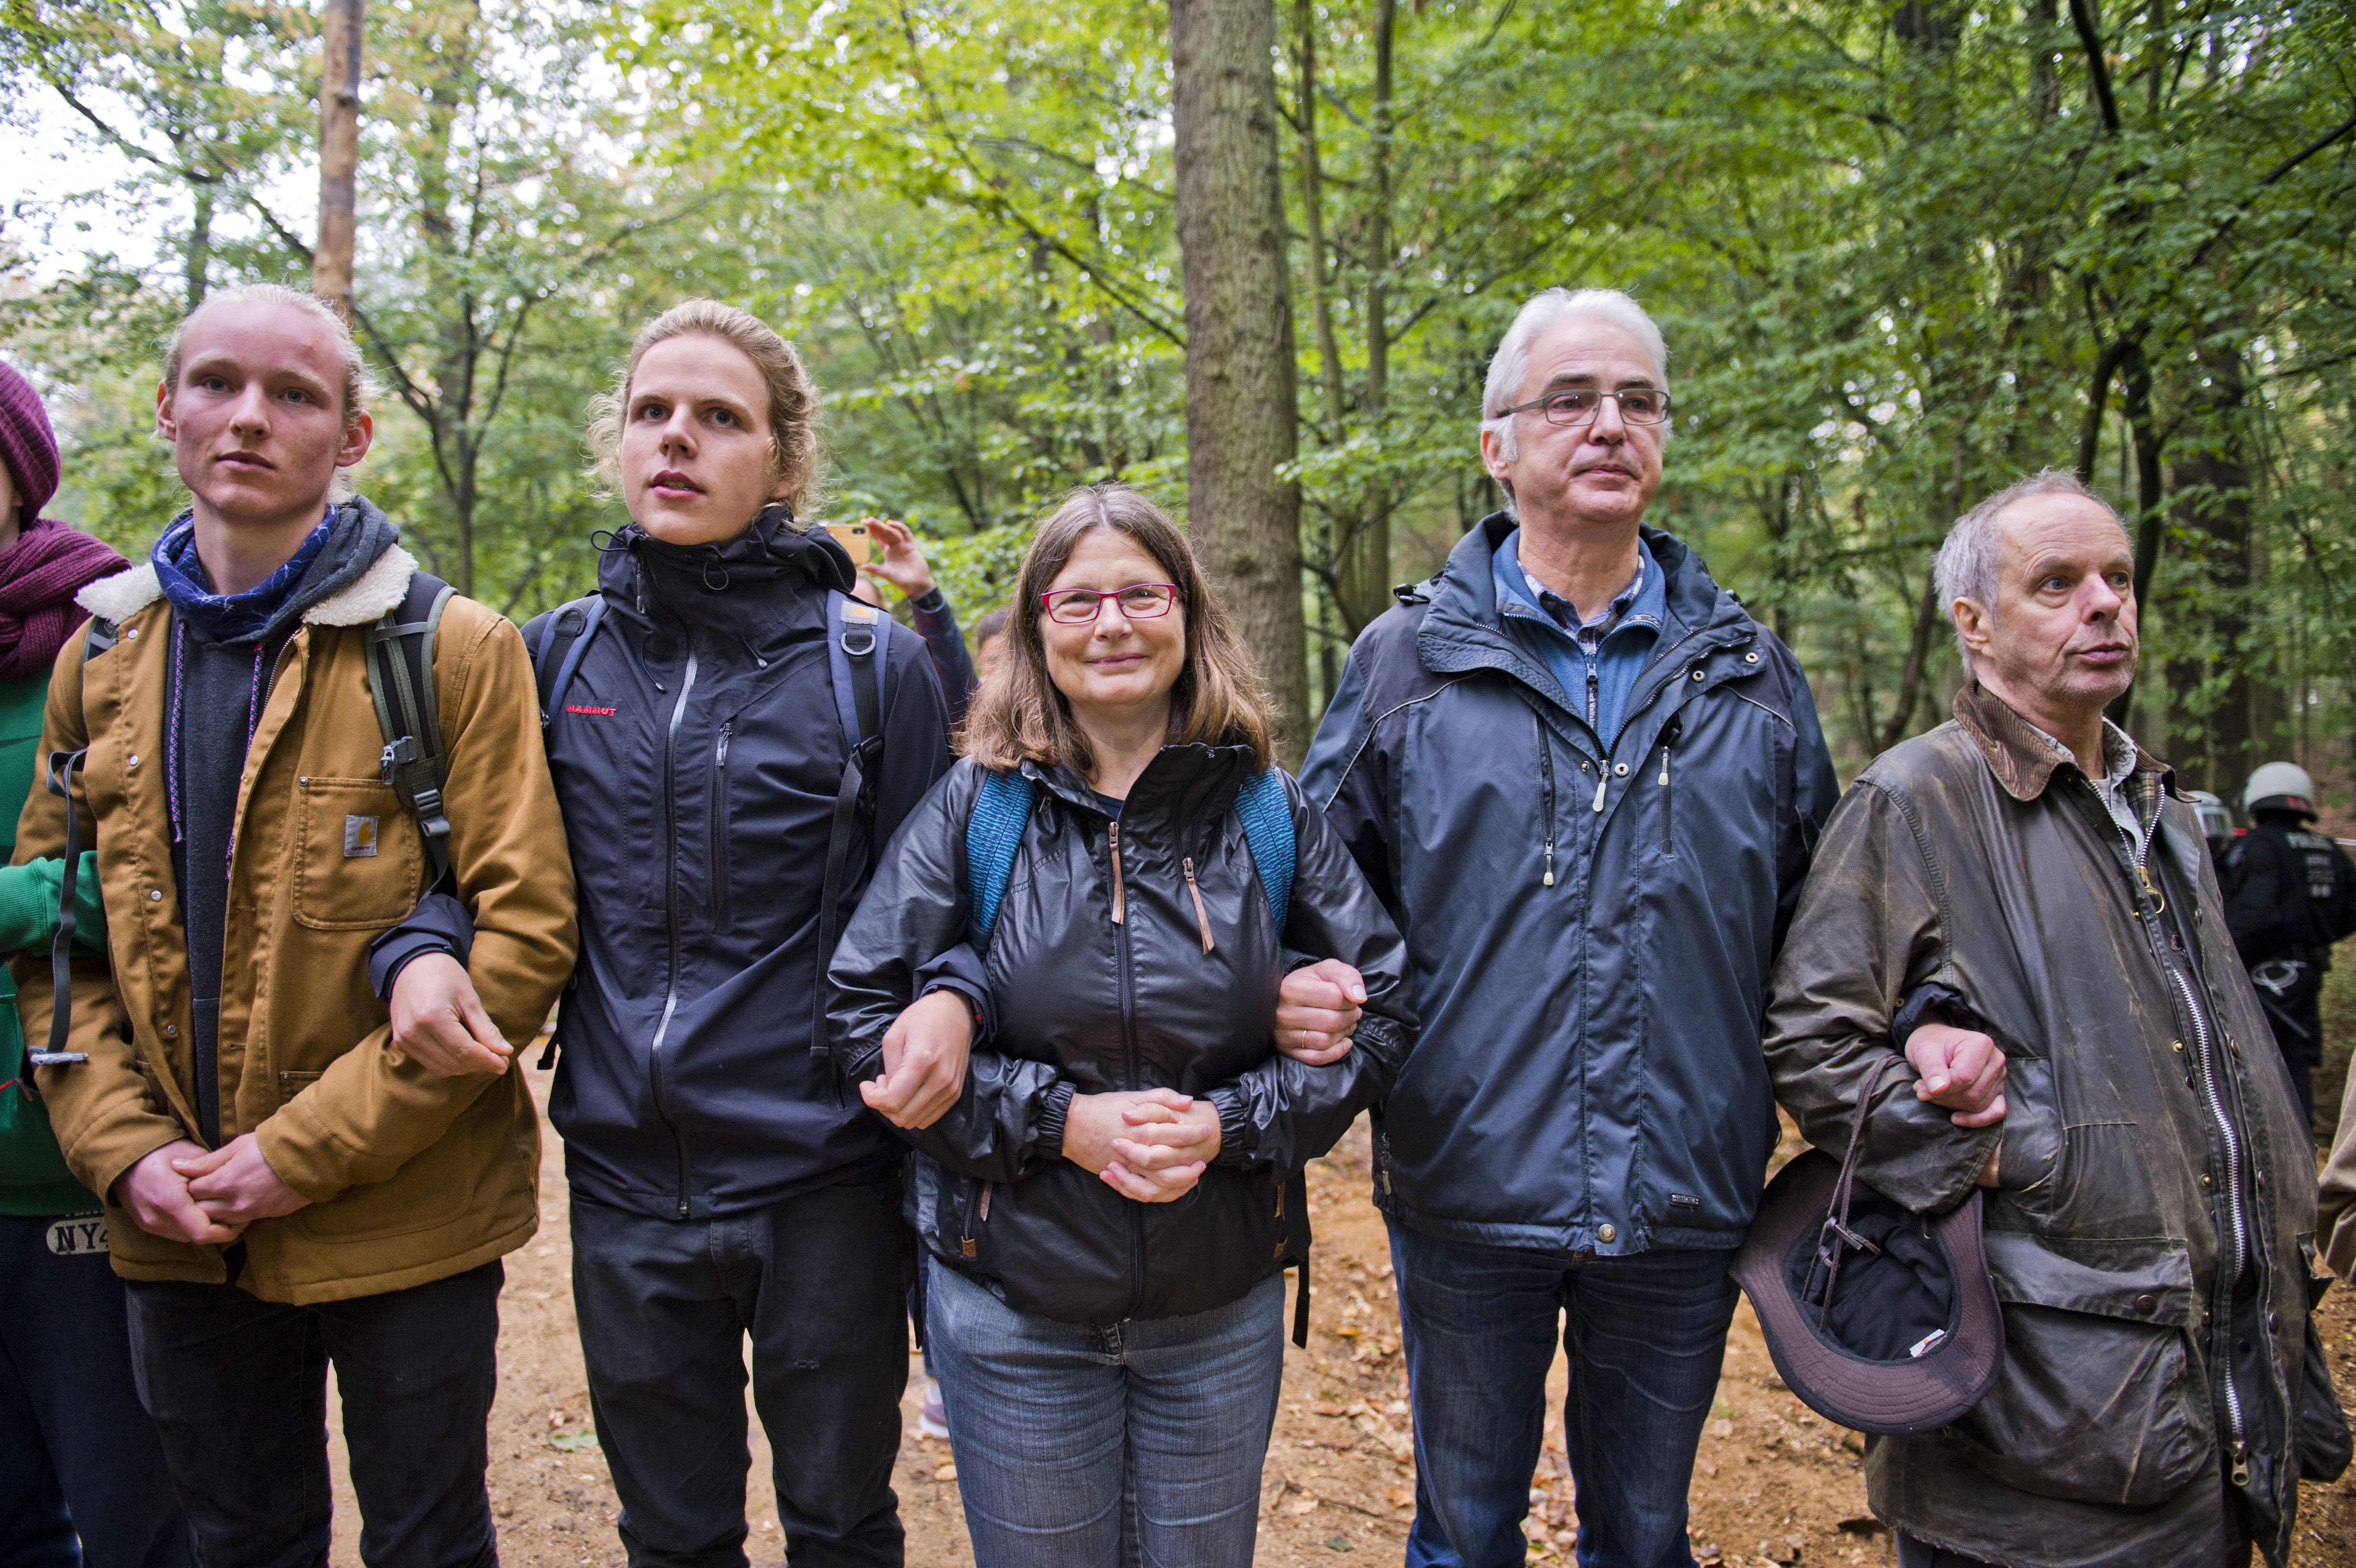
left=123, top=1259, right=503, bottom=1568
left=1387, top=1223, right=1739, bottom=1568
left=0, top=1214, right=195, bottom=1568
left=924, top=1256, right=1286, bottom=1568
left=570, top=1173, right=912, bottom=1568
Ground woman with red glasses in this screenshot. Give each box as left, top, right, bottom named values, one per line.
left=829, top=482, right=1416, bottom=1568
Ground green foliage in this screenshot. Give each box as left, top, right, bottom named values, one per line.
left=1, top=0, right=2349, bottom=766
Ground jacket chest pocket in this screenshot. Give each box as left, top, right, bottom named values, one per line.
left=292, top=778, right=423, bottom=930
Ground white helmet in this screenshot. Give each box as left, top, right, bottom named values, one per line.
left=2242, top=761, right=2318, bottom=817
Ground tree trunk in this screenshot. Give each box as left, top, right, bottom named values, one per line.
left=1334, top=0, right=1396, bottom=638
left=185, top=185, right=212, bottom=308
left=2164, top=338, right=2257, bottom=791
left=312, top=0, right=363, bottom=318
left=1169, top=0, right=1309, bottom=763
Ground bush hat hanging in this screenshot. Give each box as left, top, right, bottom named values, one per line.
left=1734, top=1055, right=2005, bottom=1436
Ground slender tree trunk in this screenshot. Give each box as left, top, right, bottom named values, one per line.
left=1335, top=0, right=1396, bottom=636
left=2109, top=342, right=2167, bottom=734
left=312, top=0, right=363, bottom=318
left=2164, top=338, right=2256, bottom=789
left=185, top=185, right=212, bottom=308
left=1169, top=0, right=1309, bottom=763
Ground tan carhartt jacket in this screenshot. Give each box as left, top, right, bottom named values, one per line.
left=15, top=544, right=576, bottom=1304
left=2323, top=1066, right=2356, bottom=1280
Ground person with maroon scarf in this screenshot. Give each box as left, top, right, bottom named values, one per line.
left=0, top=357, right=196, bottom=1567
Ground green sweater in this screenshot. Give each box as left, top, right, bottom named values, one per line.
left=0, top=672, right=107, bottom=1216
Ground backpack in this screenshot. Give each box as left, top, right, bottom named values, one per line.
left=33, top=571, right=456, bottom=1070
left=963, top=764, right=1297, bottom=952
left=524, top=588, right=897, bottom=1080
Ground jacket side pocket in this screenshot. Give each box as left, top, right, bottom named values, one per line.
left=1951, top=1233, right=2211, bottom=1507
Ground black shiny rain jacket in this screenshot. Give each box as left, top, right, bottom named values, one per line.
left=828, top=744, right=1416, bottom=1326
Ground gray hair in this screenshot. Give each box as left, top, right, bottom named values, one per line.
left=1479, top=287, right=1669, bottom=464
left=161, top=283, right=375, bottom=501
left=1934, top=468, right=2131, bottom=676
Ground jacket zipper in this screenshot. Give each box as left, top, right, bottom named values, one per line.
left=1182, top=857, right=1214, bottom=952
left=649, top=649, right=700, bottom=1219
left=1532, top=712, right=1557, bottom=886
left=709, top=721, right=731, bottom=919
left=1108, top=821, right=1126, bottom=924
left=960, top=1179, right=993, bottom=1258
left=1585, top=664, right=1599, bottom=732
left=2121, top=802, right=2252, bottom=1481
left=1109, top=817, right=1145, bottom=1310
left=1658, top=715, right=1682, bottom=854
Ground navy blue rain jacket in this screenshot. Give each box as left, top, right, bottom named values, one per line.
left=534, top=520, right=954, bottom=1220
left=1299, top=515, right=1838, bottom=1254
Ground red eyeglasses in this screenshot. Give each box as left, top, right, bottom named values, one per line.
left=1039, top=583, right=1181, bottom=625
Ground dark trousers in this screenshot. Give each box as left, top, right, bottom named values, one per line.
left=0, top=1214, right=195, bottom=1568
left=1388, top=1222, right=1740, bottom=1568
left=571, top=1174, right=912, bottom=1568
left=124, top=1259, right=503, bottom=1568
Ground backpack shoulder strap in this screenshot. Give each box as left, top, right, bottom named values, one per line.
left=365, top=571, right=456, bottom=887
left=965, top=768, right=1036, bottom=953
left=31, top=616, right=123, bottom=1068
left=526, top=594, right=607, bottom=731
left=1233, top=766, right=1297, bottom=938
left=813, top=591, right=892, bottom=1087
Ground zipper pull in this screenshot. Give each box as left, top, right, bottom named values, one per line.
left=1658, top=744, right=1671, bottom=787
left=1108, top=822, right=1125, bottom=925
left=1182, top=857, right=1215, bottom=953
left=1543, top=842, right=1555, bottom=887
left=1592, top=773, right=1607, bottom=814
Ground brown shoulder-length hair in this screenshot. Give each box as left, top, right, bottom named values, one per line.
left=961, top=484, right=1276, bottom=776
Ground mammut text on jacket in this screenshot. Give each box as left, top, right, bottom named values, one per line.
left=18, top=529, right=578, bottom=1305
left=828, top=746, right=1416, bottom=1325
left=540, top=521, right=951, bottom=1222
left=1300, top=516, right=1838, bottom=1256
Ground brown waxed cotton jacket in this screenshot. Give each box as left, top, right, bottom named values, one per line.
left=16, top=543, right=576, bottom=1305
left=1765, top=684, right=2324, bottom=1568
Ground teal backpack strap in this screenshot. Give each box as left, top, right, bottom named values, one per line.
left=965, top=768, right=1036, bottom=953
left=1232, top=766, right=1296, bottom=938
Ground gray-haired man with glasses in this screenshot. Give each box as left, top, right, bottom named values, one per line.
left=1303, top=287, right=1836, bottom=1568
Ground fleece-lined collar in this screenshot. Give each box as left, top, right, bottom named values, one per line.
left=77, top=542, right=417, bottom=631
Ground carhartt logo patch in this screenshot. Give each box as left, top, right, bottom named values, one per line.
left=564, top=704, right=618, bottom=716
left=45, top=1215, right=108, bottom=1256
left=344, top=815, right=379, bottom=857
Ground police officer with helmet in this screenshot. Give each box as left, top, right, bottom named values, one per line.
left=2223, top=761, right=2356, bottom=1132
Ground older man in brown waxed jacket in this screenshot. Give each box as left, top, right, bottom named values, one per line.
left=1763, top=469, right=2342, bottom=1568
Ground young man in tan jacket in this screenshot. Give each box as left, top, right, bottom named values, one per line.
left=17, top=283, right=576, bottom=1566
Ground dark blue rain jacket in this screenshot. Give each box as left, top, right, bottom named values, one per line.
left=1300, top=515, right=1838, bottom=1254
left=534, top=521, right=954, bottom=1220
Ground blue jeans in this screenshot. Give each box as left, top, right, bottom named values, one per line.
left=1388, top=1223, right=1739, bottom=1568
left=925, top=1256, right=1285, bottom=1568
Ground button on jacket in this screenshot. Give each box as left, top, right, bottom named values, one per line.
left=828, top=745, right=1416, bottom=1326
left=1764, top=684, right=2321, bottom=1568
left=1300, top=515, right=1838, bottom=1257
left=537, top=522, right=952, bottom=1222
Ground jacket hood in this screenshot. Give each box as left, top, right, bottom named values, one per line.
left=147, top=497, right=401, bottom=646
left=1416, top=512, right=1749, bottom=714
left=77, top=503, right=418, bottom=635
left=601, top=504, right=858, bottom=633
left=1022, top=741, right=1261, bottom=829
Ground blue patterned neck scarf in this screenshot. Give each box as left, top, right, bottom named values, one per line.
left=150, top=509, right=334, bottom=646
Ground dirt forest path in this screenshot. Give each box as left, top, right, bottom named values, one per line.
left=319, top=1073, right=2356, bottom=1568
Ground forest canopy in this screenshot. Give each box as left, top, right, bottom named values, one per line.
left=2, top=0, right=2349, bottom=785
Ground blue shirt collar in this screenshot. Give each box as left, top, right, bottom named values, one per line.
left=1494, top=529, right=1663, bottom=649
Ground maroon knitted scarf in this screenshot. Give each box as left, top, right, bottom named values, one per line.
left=0, top=518, right=130, bottom=681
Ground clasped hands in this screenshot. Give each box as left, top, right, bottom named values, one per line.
left=1904, top=1020, right=2008, bottom=1187
left=859, top=958, right=1371, bottom=1204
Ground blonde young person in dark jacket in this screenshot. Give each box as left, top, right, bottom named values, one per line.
left=18, top=283, right=577, bottom=1567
